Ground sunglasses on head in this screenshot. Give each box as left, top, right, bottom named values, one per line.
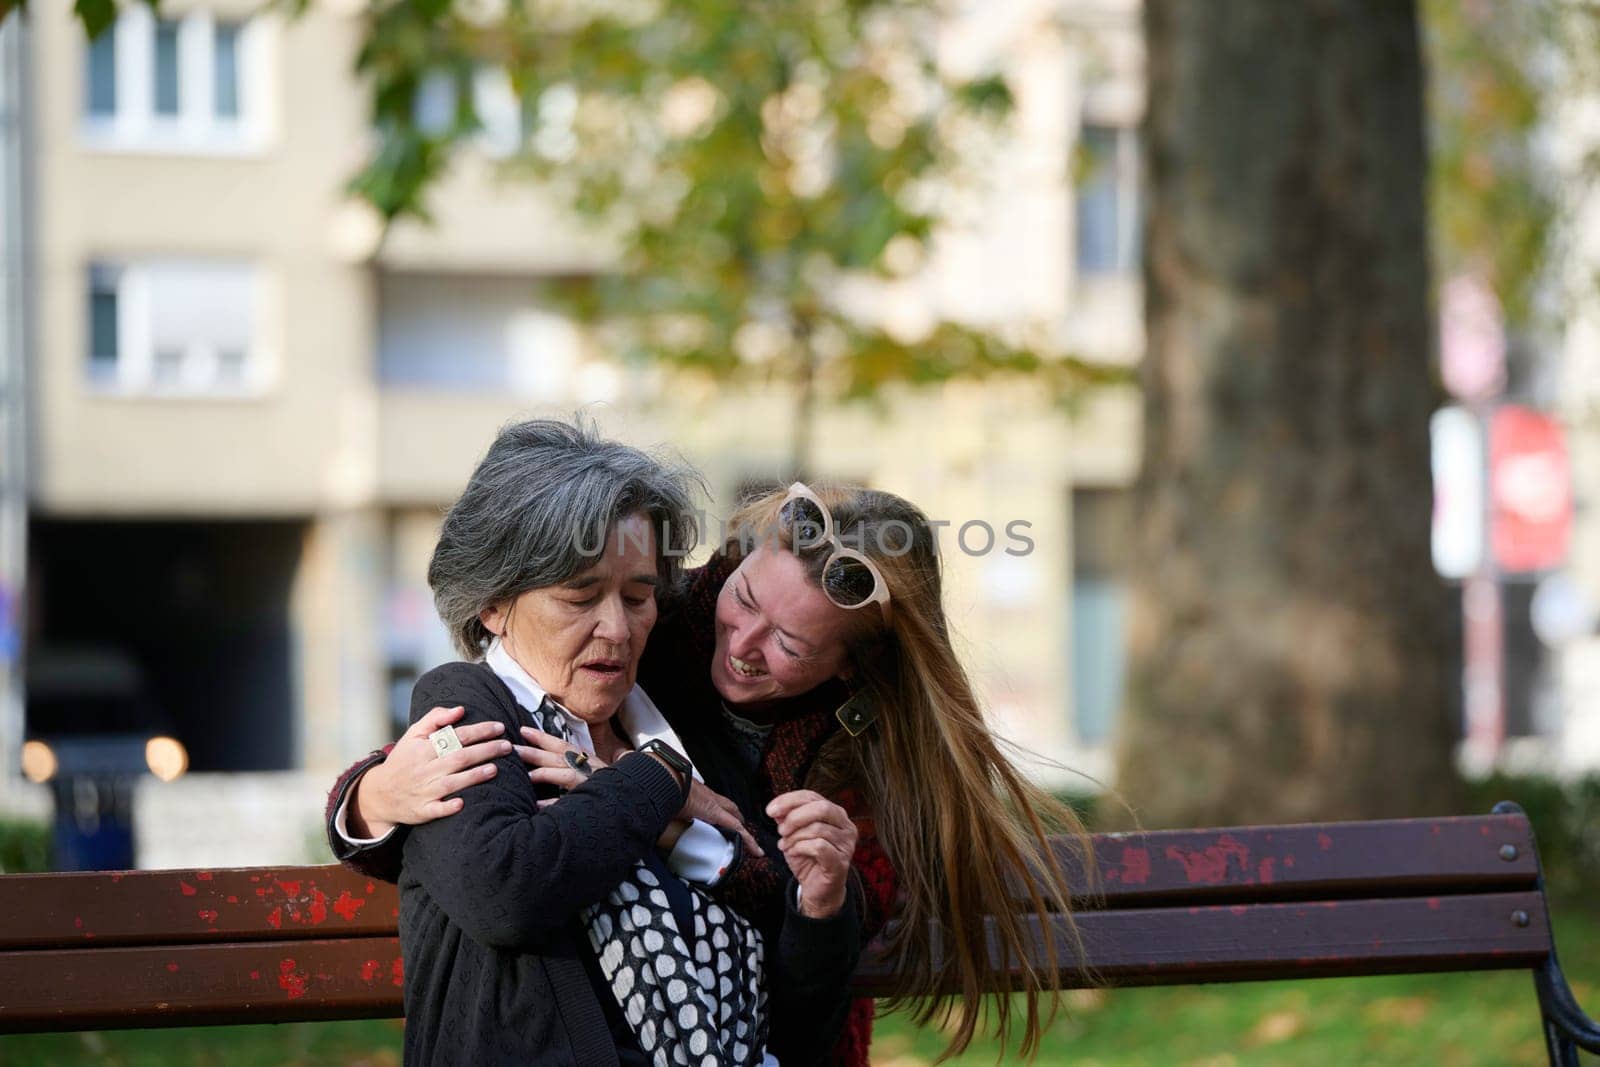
left=777, top=482, right=893, bottom=622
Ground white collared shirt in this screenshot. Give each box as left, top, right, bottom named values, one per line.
left=334, top=640, right=737, bottom=885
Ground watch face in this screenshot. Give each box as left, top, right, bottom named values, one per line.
left=644, top=740, right=690, bottom=775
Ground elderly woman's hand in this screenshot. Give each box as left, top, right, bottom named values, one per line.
left=518, top=727, right=618, bottom=792
left=347, top=706, right=512, bottom=838
left=519, top=728, right=763, bottom=859
left=767, top=790, right=858, bottom=919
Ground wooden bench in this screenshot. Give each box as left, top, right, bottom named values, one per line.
left=1, top=802, right=1595, bottom=1063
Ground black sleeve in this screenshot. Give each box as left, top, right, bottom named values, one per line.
left=765, top=876, right=865, bottom=1065
left=325, top=749, right=409, bottom=883
left=399, top=663, right=685, bottom=950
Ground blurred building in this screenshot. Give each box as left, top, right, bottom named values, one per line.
left=1545, top=65, right=1600, bottom=778
left=0, top=0, right=1148, bottom=866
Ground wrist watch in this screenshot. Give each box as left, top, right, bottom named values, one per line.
left=637, top=739, right=694, bottom=803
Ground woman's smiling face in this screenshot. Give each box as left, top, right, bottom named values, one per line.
left=710, top=544, right=855, bottom=708
left=480, top=514, right=660, bottom=723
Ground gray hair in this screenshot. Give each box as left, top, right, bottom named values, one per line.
left=429, top=417, right=705, bottom=658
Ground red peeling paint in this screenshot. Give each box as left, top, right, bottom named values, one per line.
left=278, top=958, right=308, bottom=999
left=1229, top=905, right=1248, bottom=916
left=73, top=917, right=83, bottom=929
left=392, top=958, right=405, bottom=987
left=1426, top=898, right=1441, bottom=910
left=308, top=888, right=329, bottom=925
left=197, top=871, right=213, bottom=881
left=1164, top=834, right=1250, bottom=884
left=1257, top=857, right=1276, bottom=884
left=267, top=907, right=282, bottom=930
left=166, top=963, right=179, bottom=973
left=197, top=909, right=218, bottom=925
left=366, top=881, right=375, bottom=894
left=226, top=895, right=238, bottom=904
left=250, top=970, right=260, bottom=980
left=109, top=873, right=123, bottom=883
left=249, top=875, right=260, bottom=883
left=179, top=881, right=197, bottom=896
left=392, top=907, right=400, bottom=919
left=277, top=879, right=302, bottom=896
left=333, top=891, right=366, bottom=922
left=1113, top=851, right=1152, bottom=883
left=361, top=959, right=382, bottom=983
left=1317, top=833, right=1333, bottom=851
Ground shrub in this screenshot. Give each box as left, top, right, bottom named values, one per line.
left=0, top=818, right=52, bottom=874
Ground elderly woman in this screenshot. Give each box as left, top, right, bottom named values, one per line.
left=362, top=419, right=863, bottom=1067
left=332, top=467, right=1096, bottom=1063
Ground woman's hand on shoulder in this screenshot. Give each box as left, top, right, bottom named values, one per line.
left=348, top=706, right=511, bottom=838
left=767, top=790, right=858, bottom=920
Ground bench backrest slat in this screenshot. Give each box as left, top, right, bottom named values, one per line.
left=851, top=890, right=1552, bottom=995
left=1053, top=813, right=1539, bottom=905
left=0, top=867, right=396, bottom=950
left=0, top=937, right=404, bottom=1032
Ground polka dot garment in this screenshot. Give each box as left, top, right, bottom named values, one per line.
left=533, top=700, right=770, bottom=1066
left=585, top=863, right=769, bottom=1067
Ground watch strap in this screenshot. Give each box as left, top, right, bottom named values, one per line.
left=637, top=739, right=693, bottom=805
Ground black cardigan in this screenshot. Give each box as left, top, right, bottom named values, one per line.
left=385, top=660, right=864, bottom=1066
left=397, top=661, right=682, bottom=1066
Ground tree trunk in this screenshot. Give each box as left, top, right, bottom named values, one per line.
left=1113, top=0, right=1463, bottom=829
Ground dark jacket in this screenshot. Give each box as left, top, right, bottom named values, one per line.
left=349, top=657, right=868, bottom=1066
left=395, top=661, right=682, bottom=1066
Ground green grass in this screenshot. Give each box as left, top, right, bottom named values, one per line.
left=3, top=901, right=1596, bottom=1066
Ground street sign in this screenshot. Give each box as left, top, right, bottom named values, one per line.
left=1431, top=406, right=1485, bottom=580
left=1490, top=406, right=1571, bottom=574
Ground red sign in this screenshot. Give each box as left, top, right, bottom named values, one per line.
left=1490, top=406, right=1571, bottom=574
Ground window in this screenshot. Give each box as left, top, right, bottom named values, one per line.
left=377, top=273, right=581, bottom=398
left=88, top=264, right=120, bottom=377
left=1074, top=123, right=1140, bottom=277
left=413, top=66, right=529, bottom=159
left=153, top=20, right=180, bottom=116
left=86, top=26, right=116, bottom=117
left=1069, top=488, right=1132, bottom=745
left=81, top=7, right=266, bottom=154
left=214, top=23, right=241, bottom=118
left=85, top=260, right=265, bottom=396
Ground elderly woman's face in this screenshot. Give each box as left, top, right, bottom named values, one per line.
left=481, top=514, right=660, bottom=723
left=711, top=544, right=854, bottom=708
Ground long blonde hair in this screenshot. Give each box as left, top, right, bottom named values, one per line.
left=725, top=484, right=1096, bottom=1061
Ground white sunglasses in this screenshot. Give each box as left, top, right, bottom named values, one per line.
left=778, top=482, right=893, bottom=622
